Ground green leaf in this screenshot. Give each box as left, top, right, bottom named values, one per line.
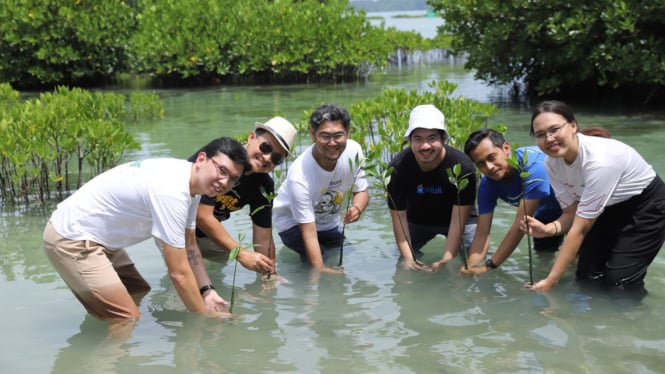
left=230, top=246, right=240, bottom=261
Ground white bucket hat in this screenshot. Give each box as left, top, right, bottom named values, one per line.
left=255, top=116, right=297, bottom=155
left=404, top=104, right=446, bottom=139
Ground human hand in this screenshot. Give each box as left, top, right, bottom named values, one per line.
left=525, top=277, right=557, bottom=292
left=342, top=205, right=362, bottom=224
left=430, top=259, right=448, bottom=272
left=202, top=289, right=229, bottom=313
left=519, top=216, right=548, bottom=238
left=307, top=265, right=344, bottom=284
left=319, top=265, right=345, bottom=275
left=260, top=273, right=288, bottom=290
left=459, top=262, right=489, bottom=275
left=399, top=258, right=433, bottom=272
left=238, top=250, right=275, bottom=274
left=203, top=309, right=235, bottom=319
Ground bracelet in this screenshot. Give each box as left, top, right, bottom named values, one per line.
left=199, top=284, right=215, bottom=295
left=552, top=221, right=559, bottom=236
left=351, top=205, right=362, bottom=215
left=485, top=258, right=498, bottom=269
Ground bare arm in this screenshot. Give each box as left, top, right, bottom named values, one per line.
left=390, top=209, right=414, bottom=260
left=529, top=205, right=590, bottom=291
left=299, top=221, right=343, bottom=274
left=184, top=229, right=228, bottom=312
left=522, top=202, right=576, bottom=239
left=252, top=223, right=275, bottom=261
left=432, top=204, right=472, bottom=270
left=491, top=198, right=541, bottom=266
left=196, top=204, right=274, bottom=274
left=343, top=189, right=369, bottom=224
left=465, top=212, right=493, bottom=268
left=389, top=209, right=430, bottom=271
left=162, top=237, right=223, bottom=317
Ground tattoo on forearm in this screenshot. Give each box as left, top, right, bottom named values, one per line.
left=187, top=248, right=200, bottom=265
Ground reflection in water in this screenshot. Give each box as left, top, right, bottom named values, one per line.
left=51, top=316, right=134, bottom=374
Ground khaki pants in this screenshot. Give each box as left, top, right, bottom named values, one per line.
left=43, top=221, right=151, bottom=321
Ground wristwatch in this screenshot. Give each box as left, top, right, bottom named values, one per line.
left=485, top=259, right=498, bottom=269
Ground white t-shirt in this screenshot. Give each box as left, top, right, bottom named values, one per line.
left=273, top=139, right=368, bottom=232
left=546, top=133, right=655, bottom=219
left=51, top=158, right=199, bottom=249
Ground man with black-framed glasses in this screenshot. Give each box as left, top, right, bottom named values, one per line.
left=273, top=104, right=369, bottom=274
left=188, top=116, right=297, bottom=278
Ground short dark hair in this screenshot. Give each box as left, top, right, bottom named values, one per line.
left=309, top=104, right=351, bottom=132
left=464, top=128, right=506, bottom=157
left=530, top=100, right=576, bottom=136
left=198, top=137, right=251, bottom=174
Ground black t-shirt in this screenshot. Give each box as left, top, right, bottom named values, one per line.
left=188, top=153, right=274, bottom=238
left=387, top=145, right=477, bottom=227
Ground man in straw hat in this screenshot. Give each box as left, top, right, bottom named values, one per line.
left=189, top=116, right=297, bottom=277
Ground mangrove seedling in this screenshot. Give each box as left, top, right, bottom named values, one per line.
left=228, top=232, right=252, bottom=313
left=338, top=153, right=364, bottom=267
left=363, top=154, right=424, bottom=267
left=250, top=186, right=278, bottom=279
left=446, top=163, right=472, bottom=270
left=505, top=148, right=542, bottom=285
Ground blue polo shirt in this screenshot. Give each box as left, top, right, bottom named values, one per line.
left=477, top=146, right=561, bottom=222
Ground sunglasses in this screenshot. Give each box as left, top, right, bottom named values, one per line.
left=259, top=141, right=285, bottom=166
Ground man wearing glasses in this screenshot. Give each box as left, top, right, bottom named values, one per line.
left=188, top=117, right=297, bottom=277
left=43, top=137, right=250, bottom=322
left=272, top=104, right=369, bottom=274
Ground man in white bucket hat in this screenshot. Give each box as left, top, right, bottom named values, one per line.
left=387, top=104, right=480, bottom=271
left=188, top=116, right=297, bottom=278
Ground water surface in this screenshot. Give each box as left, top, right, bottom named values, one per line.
left=2, top=62, right=665, bottom=373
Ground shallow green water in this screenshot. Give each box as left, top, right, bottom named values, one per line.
left=2, top=62, right=665, bottom=373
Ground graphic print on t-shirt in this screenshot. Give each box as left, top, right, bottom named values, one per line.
left=314, top=190, right=342, bottom=217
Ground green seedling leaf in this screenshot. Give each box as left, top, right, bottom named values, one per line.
left=230, top=246, right=240, bottom=261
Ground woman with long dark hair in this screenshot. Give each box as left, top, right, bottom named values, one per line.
left=523, top=100, right=665, bottom=296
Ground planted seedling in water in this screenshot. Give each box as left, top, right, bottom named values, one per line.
left=446, top=163, right=473, bottom=270
left=338, top=153, right=364, bottom=267
left=363, top=154, right=423, bottom=267
left=505, top=148, right=542, bottom=285
left=228, top=232, right=253, bottom=313
left=251, top=186, right=278, bottom=279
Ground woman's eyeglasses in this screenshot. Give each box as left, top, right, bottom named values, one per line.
left=259, top=142, right=285, bottom=166
left=533, top=122, right=569, bottom=143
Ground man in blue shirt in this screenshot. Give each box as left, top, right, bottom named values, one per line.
left=462, top=128, right=563, bottom=273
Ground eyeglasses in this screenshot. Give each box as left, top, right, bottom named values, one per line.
left=533, top=122, right=568, bottom=143
left=316, top=132, right=347, bottom=143
left=259, top=141, right=285, bottom=166
left=411, top=134, right=442, bottom=145
left=210, top=157, right=241, bottom=187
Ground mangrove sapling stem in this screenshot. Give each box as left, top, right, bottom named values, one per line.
left=380, top=165, right=423, bottom=266
left=387, top=193, right=423, bottom=266
left=338, top=154, right=363, bottom=267
left=506, top=148, right=539, bottom=285
left=228, top=232, right=251, bottom=313
left=251, top=188, right=278, bottom=279
left=447, top=163, right=471, bottom=270
left=229, top=247, right=240, bottom=313
left=522, top=203, right=534, bottom=285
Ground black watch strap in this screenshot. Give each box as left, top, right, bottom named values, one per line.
left=199, top=284, right=215, bottom=295
left=485, top=259, right=498, bottom=269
